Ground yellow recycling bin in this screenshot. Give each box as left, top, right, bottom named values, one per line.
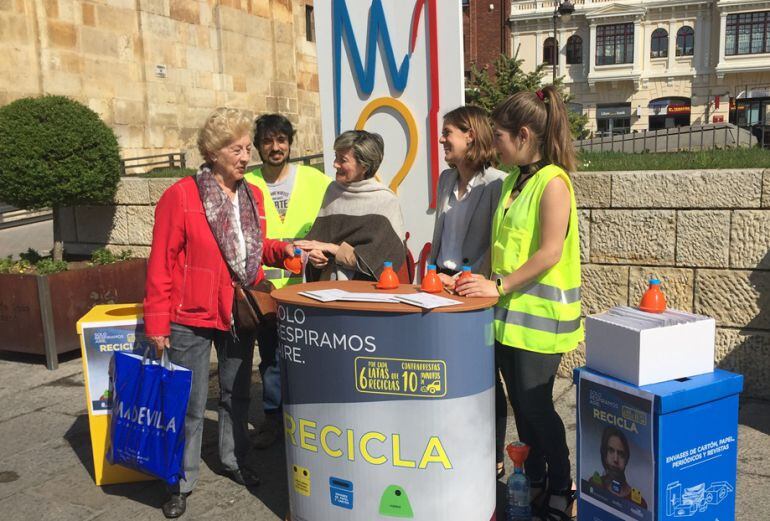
left=76, top=303, right=154, bottom=486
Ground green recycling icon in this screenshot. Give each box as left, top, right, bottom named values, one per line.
left=378, top=484, right=414, bottom=518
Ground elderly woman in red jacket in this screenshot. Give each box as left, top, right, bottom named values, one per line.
left=143, top=107, right=293, bottom=519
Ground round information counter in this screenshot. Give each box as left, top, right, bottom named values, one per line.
left=272, top=281, right=498, bottom=521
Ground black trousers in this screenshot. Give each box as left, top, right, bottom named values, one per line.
left=255, top=321, right=281, bottom=414
left=495, top=342, right=571, bottom=491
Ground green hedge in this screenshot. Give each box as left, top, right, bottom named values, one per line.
left=0, top=95, right=121, bottom=209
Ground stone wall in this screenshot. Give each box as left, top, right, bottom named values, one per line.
left=57, top=177, right=176, bottom=258
left=564, top=168, right=770, bottom=399
left=0, top=0, right=321, bottom=163
left=62, top=169, right=770, bottom=398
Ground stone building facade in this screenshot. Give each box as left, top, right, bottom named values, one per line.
left=0, top=0, right=322, bottom=164
left=561, top=168, right=770, bottom=399
left=60, top=168, right=770, bottom=399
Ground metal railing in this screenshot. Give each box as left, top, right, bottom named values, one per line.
left=119, top=151, right=325, bottom=176
left=0, top=204, right=52, bottom=230
left=248, top=152, right=324, bottom=170
left=120, top=152, right=186, bottom=176
left=574, top=123, right=762, bottom=154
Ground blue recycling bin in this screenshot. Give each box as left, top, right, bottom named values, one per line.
left=574, top=367, right=743, bottom=521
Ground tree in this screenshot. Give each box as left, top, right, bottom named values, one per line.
left=465, top=53, right=589, bottom=139
left=0, top=96, right=121, bottom=261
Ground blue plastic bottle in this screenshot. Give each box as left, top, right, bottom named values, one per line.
left=506, top=463, right=531, bottom=521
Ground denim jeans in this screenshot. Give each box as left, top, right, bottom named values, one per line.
left=256, top=323, right=281, bottom=414
left=167, top=322, right=255, bottom=494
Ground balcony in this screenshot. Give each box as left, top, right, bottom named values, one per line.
left=715, top=54, right=770, bottom=78
left=512, top=0, right=710, bottom=17
left=587, top=63, right=641, bottom=86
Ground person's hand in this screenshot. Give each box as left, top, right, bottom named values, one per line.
left=307, top=249, right=329, bottom=268
left=438, top=272, right=457, bottom=291
left=295, top=240, right=339, bottom=256
left=294, top=239, right=326, bottom=252
left=283, top=242, right=297, bottom=258
left=455, top=274, right=499, bottom=298
left=148, top=335, right=170, bottom=358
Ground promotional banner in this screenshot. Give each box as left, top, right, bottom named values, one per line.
left=81, top=324, right=147, bottom=415
left=278, top=303, right=496, bottom=520
left=578, top=371, right=655, bottom=521
left=314, top=0, right=465, bottom=250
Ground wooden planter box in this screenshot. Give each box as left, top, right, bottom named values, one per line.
left=0, top=258, right=147, bottom=369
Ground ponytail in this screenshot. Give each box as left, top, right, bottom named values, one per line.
left=491, top=85, right=577, bottom=172
left=541, top=85, right=577, bottom=172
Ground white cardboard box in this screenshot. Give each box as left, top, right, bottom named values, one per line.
left=585, top=306, right=715, bottom=386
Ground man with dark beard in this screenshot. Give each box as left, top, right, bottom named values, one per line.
left=245, top=114, right=330, bottom=449
left=591, top=426, right=648, bottom=509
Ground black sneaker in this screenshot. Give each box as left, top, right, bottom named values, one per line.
left=162, top=492, right=189, bottom=519
left=223, top=467, right=261, bottom=487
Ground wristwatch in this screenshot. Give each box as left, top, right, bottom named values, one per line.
left=495, top=276, right=506, bottom=297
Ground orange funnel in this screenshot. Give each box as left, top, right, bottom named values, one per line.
left=284, top=248, right=303, bottom=275
left=639, top=278, right=666, bottom=313
left=506, top=442, right=530, bottom=469
left=420, top=264, right=443, bottom=293
left=376, top=261, right=400, bottom=290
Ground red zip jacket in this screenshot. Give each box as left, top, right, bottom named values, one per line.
left=143, top=176, right=289, bottom=336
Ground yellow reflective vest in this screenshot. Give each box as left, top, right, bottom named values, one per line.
left=245, top=165, right=331, bottom=288
left=491, top=164, right=583, bottom=353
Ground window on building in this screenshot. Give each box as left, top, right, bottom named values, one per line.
left=543, top=37, right=557, bottom=65
left=566, top=35, right=583, bottom=64
left=305, top=5, right=315, bottom=42
left=596, top=23, right=634, bottom=65
left=650, top=28, right=668, bottom=58
left=726, top=12, right=770, bottom=55
left=676, top=26, right=694, bottom=56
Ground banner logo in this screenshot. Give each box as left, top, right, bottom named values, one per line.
left=332, top=0, right=441, bottom=206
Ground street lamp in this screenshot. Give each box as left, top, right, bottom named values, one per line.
left=552, top=0, right=575, bottom=83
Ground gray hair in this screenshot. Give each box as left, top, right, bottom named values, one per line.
left=333, top=130, right=384, bottom=179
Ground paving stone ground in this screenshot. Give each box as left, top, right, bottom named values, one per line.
left=0, top=351, right=767, bottom=520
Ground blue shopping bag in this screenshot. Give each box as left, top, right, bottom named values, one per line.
left=107, top=349, right=192, bottom=485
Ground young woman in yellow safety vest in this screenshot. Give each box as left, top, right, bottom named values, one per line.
left=456, top=85, right=582, bottom=521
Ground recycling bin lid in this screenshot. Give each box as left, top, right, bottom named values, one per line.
left=76, top=303, right=143, bottom=334
left=574, top=367, right=744, bottom=414
left=642, top=369, right=744, bottom=414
